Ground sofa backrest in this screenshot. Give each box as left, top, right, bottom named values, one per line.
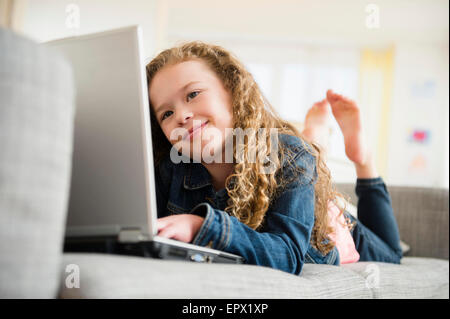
left=335, top=183, right=449, bottom=260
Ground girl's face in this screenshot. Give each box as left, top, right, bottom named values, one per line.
left=149, top=59, right=234, bottom=161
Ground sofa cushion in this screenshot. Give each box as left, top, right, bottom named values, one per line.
left=0, top=28, right=75, bottom=298
left=59, top=253, right=448, bottom=299
left=59, top=253, right=372, bottom=298
left=341, top=257, right=449, bottom=298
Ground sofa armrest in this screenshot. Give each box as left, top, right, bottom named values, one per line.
left=335, top=183, right=449, bottom=260
left=0, top=28, right=75, bottom=297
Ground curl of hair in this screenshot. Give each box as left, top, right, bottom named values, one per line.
left=146, top=41, right=354, bottom=255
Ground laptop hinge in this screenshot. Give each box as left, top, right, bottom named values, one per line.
left=118, top=228, right=147, bottom=243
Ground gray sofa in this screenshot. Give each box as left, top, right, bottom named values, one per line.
left=1, top=27, right=448, bottom=299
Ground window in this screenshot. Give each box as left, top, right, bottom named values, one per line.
left=244, top=46, right=360, bottom=164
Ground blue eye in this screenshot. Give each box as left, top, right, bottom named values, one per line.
left=187, top=91, right=199, bottom=101
left=161, top=110, right=173, bottom=121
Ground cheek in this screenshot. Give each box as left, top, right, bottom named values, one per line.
left=217, top=108, right=233, bottom=129
left=209, top=99, right=233, bottom=125
left=160, top=124, right=173, bottom=143
left=219, top=98, right=233, bottom=127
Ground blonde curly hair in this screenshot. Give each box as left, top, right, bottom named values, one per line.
left=146, top=41, right=352, bottom=255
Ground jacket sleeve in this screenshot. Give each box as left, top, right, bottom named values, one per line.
left=191, top=146, right=317, bottom=275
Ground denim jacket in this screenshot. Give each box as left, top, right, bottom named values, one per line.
left=155, top=133, right=339, bottom=275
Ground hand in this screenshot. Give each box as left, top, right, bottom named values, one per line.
left=157, top=214, right=205, bottom=243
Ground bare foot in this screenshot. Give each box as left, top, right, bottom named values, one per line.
left=302, top=99, right=331, bottom=151
left=326, top=89, right=378, bottom=178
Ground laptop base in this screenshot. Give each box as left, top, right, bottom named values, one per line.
left=64, top=237, right=243, bottom=264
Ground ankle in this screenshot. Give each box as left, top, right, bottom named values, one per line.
left=301, top=127, right=316, bottom=143
left=354, top=155, right=378, bottom=179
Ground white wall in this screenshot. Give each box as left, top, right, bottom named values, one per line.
left=387, top=43, right=449, bottom=188
left=162, top=0, right=449, bottom=48
left=17, top=0, right=157, bottom=60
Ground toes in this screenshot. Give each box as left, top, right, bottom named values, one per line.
left=313, top=99, right=327, bottom=109
left=326, top=89, right=339, bottom=104
left=319, top=98, right=328, bottom=106
left=327, top=90, right=356, bottom=109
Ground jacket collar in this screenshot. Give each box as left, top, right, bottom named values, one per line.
left=182, top=162, right=236, bottom=191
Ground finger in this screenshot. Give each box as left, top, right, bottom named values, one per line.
left=156, top=221, right=165, bottom=231
left=157, top=225, right=176, bottom=239
left=156, top=217, right=172, bottom=230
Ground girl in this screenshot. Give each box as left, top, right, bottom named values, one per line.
left=146, top=42, right=403, bottom=275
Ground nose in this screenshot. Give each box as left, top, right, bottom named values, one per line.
left=174, top=104, right=194, bottom=125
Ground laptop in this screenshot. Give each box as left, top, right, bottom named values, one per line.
left=45, top=26, right=243, bottom=264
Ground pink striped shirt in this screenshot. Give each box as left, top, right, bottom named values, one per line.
left=327, top=201, right=360, bottom=264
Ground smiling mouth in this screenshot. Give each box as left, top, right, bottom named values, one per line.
left=184, top=121, right=209, bottom=140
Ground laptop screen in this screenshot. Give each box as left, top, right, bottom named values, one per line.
left=45, top=26, right=158, bottom=239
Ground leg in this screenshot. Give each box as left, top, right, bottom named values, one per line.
left=350, top=178, right=403, bottom=262
left=346, top=207, right=402, bottom=263
left=301, top=98, right=332, bottom=158
left=326, top=90, right=377, bottom=176
left=327, top=89, right=403, bottom=261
